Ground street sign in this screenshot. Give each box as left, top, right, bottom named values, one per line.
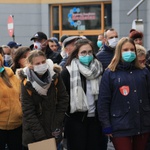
left=132, top=19, right=144, bottom=32
left=7, top=15, right=14, bottom=37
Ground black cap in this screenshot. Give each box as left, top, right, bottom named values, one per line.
left=7, top=41, right=22, bottom=48
left=30, top=32, right=47, bottom=41
left=63, top=36, right=81, bottom=47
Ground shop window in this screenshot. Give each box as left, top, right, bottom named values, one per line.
left=62, top=5, right=101, bottom=30
left=104, top=4, right=112, bottom=29
left=85, top=35, right=99, bottom=53
left=52, top=33, right=59, bottom=41
left=53, top=6, right=59, bottom=30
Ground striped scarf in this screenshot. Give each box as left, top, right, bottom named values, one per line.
left=66, top=58, right=103, bottom=113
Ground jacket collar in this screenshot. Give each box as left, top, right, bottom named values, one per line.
left=117, top=61, right=136, bottom=71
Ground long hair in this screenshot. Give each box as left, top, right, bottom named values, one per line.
left=108, top=37, right=143, bottom=71
left=66, top=39, right=97, bottom=66
left=11, top=46, right=31, bottom=73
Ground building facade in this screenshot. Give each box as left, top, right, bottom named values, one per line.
left=0, top=0, right=149, bottom=50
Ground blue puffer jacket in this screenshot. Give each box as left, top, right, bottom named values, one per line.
left=98, top=62, right=150, bottom=137
left=96, top=45, right=114, bottom=71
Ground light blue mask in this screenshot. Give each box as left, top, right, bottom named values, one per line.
left=97, top=41, right=103, bottom=48
left=122, top=51, right=136, bottom=62
left=79, top=55, right=93, bottom=66
left=0, top=67, right=5, bottom=73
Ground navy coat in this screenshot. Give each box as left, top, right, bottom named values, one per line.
left=98, top=62, right=150, bottom=137
left=96, top=45, right=114, bottom=71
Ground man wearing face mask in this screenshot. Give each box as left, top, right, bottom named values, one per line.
left=97, top=33, right=105, bottom=51
left=59, top=36, right=81, bottom=68
left=30, top=32, right=62, bottom=64
left=96, top=28, right=119, bottom=71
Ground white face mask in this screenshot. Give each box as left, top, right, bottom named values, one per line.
left=34, top=42, right=42, bottom=50
left=34, top=63, right=48, bottom=75
left=4, top=54, right=12, bottom=61
left=108, top=38, right=118, bottom=48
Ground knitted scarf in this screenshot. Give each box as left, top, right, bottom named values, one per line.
left=24, top=59, right=55, bottom=96
left=66, top=58, right=103, bottom=113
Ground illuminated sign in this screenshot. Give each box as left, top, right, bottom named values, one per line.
left=68, top=7, right=96, bottom=27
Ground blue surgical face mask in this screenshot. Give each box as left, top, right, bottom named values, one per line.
left=97, top=41, right=103, bottom=48
left=79, top=55, right=93, bottom=66
left=122, top=51, right=136, bottom=62
left=0, top=67, right=5, bottom=73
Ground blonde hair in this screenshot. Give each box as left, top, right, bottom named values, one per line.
left=108, top=37, right=143, bottom=71
left=135, top=44, right=146, bottom=56
left=27, top=50, right=46, bottom=64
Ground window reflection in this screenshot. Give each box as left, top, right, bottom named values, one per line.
left=62, top=5, right=101, bottom=30
left=104, top=4, right=112, bottom=29
left=53, top=6, right=59, bottom=30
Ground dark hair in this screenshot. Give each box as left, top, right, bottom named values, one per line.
left=129, top=29, right=143, bottom=40
left=66, top=39, right=97, bottom=66
left=11, top=46, right=31, bottom=73
left=146, top=50, right=150, bottom=67
left=0, top=47, right=4, bottom=56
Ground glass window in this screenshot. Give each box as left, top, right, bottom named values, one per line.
left=83, top=35, right=99, bottom=53
left=53, top=6, right=59, bottom=30
left=52, top=33, right=59, bottom=41
left=62, top=5, right=101, bottom=30
left=104, top=4, right=112, bottom=29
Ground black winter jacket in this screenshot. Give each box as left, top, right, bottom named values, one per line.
left=45, top=47, right=62, bottom=64
left=61, top=68, right=100, bottom=122
left=21, top=73, right=69, bottom=147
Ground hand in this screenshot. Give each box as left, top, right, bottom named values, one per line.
left=106, top=134, right=113, bottom=138
left=52, top=128, right=61, bottom=138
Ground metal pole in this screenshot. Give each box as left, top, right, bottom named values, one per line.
left=127, top=0, right=145, bottom=16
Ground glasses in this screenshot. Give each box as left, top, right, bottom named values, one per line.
left=79, top=50, right=93, bottom=56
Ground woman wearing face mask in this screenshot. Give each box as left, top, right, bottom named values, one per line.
left=2, top=45, right=13, bottom=67
left=18, top=50, right=69, bottom=150
left=11, top=46, right=31, bottom=73
left=61, top=39, right=103, bottom=150
left=0, top=54, right=22, bottom=150
left=97, top=37, right=150, bottom=150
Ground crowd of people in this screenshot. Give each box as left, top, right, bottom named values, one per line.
left=0, top=28, right=150, bottom=150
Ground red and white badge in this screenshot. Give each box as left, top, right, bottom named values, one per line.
left=119, top=86, right=130, bottom=96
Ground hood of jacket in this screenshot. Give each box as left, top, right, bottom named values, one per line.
left=16, top=59, right=62, bottom=81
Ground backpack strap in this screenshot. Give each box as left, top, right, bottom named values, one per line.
left=23, top=79, right=32, bottom=96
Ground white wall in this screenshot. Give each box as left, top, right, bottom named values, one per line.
left=0, top=4, right=49, bottom=47
left=112, top=0, right=147, bottom=49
